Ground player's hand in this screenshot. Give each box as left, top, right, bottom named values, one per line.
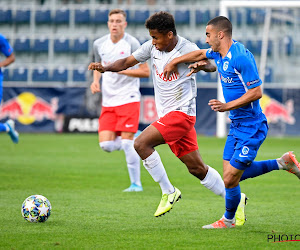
left=163, top=62, right=179, bottom=81
left=88, top=62, right=105, bottom=73
left=187, top=60, right=208, bottom=76
left=90, top=81, right=100, bottom=94
left=208, top=99, right=228, bottom=112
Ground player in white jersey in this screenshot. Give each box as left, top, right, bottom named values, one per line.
left=90, top=9, right=150, bottom=192
left=89, top=11, right=246, bottom=219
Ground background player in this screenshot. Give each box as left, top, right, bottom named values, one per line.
left=164, top=16, right=300, bottom=229
left=0, top=33, right=19, bottom=144
left=88, top=12, right=248, bottom=221
left=90, top=9, right=150, bottom=192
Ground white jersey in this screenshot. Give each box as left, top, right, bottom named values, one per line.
left=93, top=33, right=141, bottom=107
left=132, top=36, right=199, bottom=118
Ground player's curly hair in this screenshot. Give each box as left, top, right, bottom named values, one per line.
left=207, top=16, right=232, bottom=37
left=145, top=11, right=177, bottom=36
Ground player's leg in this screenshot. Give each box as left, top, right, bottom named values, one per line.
left=241, top=151, right=300, bottom=181
left=202, top=161, right=244, bottom=229
left=115, top=102, right=143, bottom=192
left=121, top=131, right=143, bottom=192
left=98, top=106, right=122, bottom=152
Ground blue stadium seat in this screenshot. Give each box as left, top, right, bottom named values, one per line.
left=257, top=40, right=272, bottom=56
left=283, top=36, right=293, bottom=55
left=246, top=8, right=265, bottom=25
left=54, top=38, right=70, bottom=53
left=264, top=67, right=273, bottom=83
left=32, top=67, right=50, bottom=81
left=32, top=38, right=49, bottom=52
left=52, top=67, right=68, bottom=82
left=15, top=9, right=31, bottom=24
left=175, top=10, right=190, bottom=24
left=93, top=9, right=109, bottom=24
left=11, top=68, right=28, bottom=81
left=195, top=10, right=210, bottom=25
left=54, top=8, right=70, bottom=24
left=75, top=9, right=90, bottom=24
left=195, top=39, right=209, bottom=49
left=3, top=68, right=10, bottom=81
left=73, top=37, right=89, bottom=53
left=14, top=37, right=31, bottom=52
left=73, top=67, right=86, bottom=82
left=196, top=71, right=212, bottom=82
left=0, top=9, right=12, bottom=23
left=35, top=9, right=52, bottom=24
left=133, top=10, right=149, bottom=24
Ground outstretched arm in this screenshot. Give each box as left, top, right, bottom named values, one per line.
left=0, top=53, right=15, bottom=67
left=88, top=55, right=139, bottom=73
left=164, top=49, right=209, bottom=79
left=209, top=86, right=263, bottom=112
left=118, top=62, right=150, bottom=78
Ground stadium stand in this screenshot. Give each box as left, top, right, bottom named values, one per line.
left=0, top=0, right=297, bottom=85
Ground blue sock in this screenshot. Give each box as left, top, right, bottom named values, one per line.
left=224, top=185, right=241, bottom=220
left=240, top=160, right=278, bottom=181
left=0, top=123, right=7, bottom=132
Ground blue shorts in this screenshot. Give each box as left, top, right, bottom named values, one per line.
left=223, top=113, right=268, bottom=170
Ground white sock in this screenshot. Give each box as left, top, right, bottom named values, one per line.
left=122, top=139, right=141, bottom=186
left=200, top=165, right=225, bottom=199
left=143, top=150, right=174, bottom=194
left=99, top=136, right=122, bottom=152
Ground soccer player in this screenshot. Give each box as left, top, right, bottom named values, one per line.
left=89, top=11, right=249, bottom=221
left=0, top=33, right=19, bottom=144
left=164, top=16, right=300, bottom=228
left=90, top=9, right=150, bottom=192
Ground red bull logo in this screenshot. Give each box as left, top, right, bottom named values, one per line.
left=0, top=92, right=58, bottom=125
left=261, top=94, right=295, bottom=125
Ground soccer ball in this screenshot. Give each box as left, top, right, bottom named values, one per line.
left=21, top=195, right=51, bottom=222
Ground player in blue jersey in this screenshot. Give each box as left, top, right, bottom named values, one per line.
left=164, top=16, right=300, bottom=228
left=0, top=33, right=19, bottom=143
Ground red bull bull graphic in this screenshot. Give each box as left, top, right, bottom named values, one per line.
left=260, top=94, right=295, bottom=125
left=0, top=92, right=58, bottom=125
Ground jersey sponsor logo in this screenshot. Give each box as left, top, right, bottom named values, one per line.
left=219, top=73, right=233, bottom=83
left=247, top=79, right=260, bottom=86
left=223, top=61, right=229, bottom=71
left=154, top=64, right=179, bottom=82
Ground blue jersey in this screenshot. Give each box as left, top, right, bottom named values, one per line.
left=206, top=40, right=262, bottom=120
left=0, top=34, right=13, bottom=83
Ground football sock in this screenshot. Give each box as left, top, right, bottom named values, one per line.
left=200, top=166, right=225, bottom=198
left=122, top=139, right=141, bottom=186
left=142, top=150, right=174, bottom=194
left=224, top=185, right=241, bottom=220
left=0, top=123, right=8, bottom=132
left=240, top=160, right=278, bottom=181
left=99, top=136, right=122, bottom=152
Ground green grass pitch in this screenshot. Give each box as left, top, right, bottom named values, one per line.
left=0, top=133, right=300, bottom=249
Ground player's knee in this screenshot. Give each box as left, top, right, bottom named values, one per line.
left=99, top=141, right=114, bottom=152
left=133, top=137, right=143, bottom=154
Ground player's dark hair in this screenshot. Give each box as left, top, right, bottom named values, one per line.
left=145, top=11, right=177, bottom=36
left=207, top=16, right=232, bottom=37
left=109, top=9, right=127, bottom=19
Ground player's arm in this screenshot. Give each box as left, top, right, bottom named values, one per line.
left=0, top=53, right=15, bottom=67
left=187, top=59, right=216, bottom=76
left=164, top=49, right=209, bottom=79
left=88, top=55, right=139, bottom=73
left=90, top=70, right=101, bottom=94
left=118, top=62, right=150, bottom=78
left=209, top=86, right=262, bottom=112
